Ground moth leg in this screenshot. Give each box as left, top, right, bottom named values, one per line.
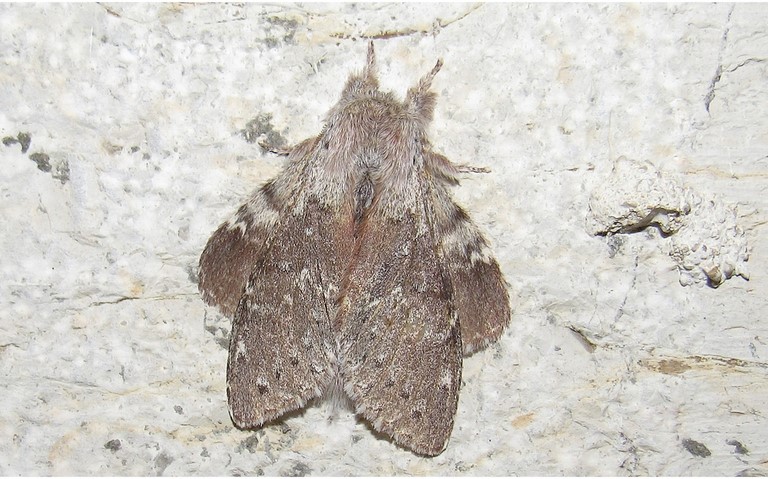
left=425, top=151, right=490, bottom=185
left=455, top=164, right=490, bottom=174
left=258, top=140, right=293, bottom=156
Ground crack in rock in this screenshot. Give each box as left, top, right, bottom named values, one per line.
left=330, top=4, right=481, bottom=40
left=704, top=5, right=735, bottom=113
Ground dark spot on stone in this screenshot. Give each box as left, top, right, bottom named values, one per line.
left=455, top=461, right=472, bottom=473
left=242, top=113, right=286, bottom=148
left=607, top=235, right=625, bottom=258
left=153, top=451, right=174, bottom=475
left=284, top=461, right=311, bottom=477
left=264, top=37, right=279, bottom=49
left=239, top=434, right=259, bottom=453
left=174, top=405, right=183, bottom=414
left=29, top=152, right=51, bottom=172
left=682, top=438, right=711, bottom=457
left=17, top=132, right=31, bottom=153
left=104, top=439, right=122, bottom=452
left=2, top=132, right=31, bottom=153
left=264, top=16, right=299, bottom=46
left=727, top=439, right=749, bottom=455
left=52, top=159, right=70, bottom=184
left=258, top=384, right=269, bottom=395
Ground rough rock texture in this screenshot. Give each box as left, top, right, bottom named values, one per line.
left=587, top=156, right=750, bottom=287
left=1, top=3, right=766, bottom=475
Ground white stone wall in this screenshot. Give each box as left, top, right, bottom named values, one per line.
left=1, top=3, right=766, bottom=475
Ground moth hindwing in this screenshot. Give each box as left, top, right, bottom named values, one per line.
left=198, top=41, right=511, bottom=456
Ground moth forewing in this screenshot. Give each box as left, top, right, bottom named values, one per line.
left=225, top=200, right=346, bottom=428
left=336, top=206, right=462, bottom=457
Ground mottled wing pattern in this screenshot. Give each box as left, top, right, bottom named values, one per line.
left=198, top=190, right=276, bottom=318
left=337, top=182, right=462, bottom=457
left=227, top=199, right=349, bottom=427
left=198, top=138, right=316, bottom=317
left=426, top=155, right=511, bottom=354
left=199, top=139, right=352, bottom=428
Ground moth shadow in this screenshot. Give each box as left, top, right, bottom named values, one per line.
left=229, top=395, right=338, bottom=433
left=356, top=416, right=438, bottom=458
left=229, top=397, right=434, bottom=456
left=231, top=407, right=308, bottom=435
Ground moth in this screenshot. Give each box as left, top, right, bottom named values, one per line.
left=198, top=42, right=510, bottom=456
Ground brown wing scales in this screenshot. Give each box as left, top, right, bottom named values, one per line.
left=338, top=206, right=462, bottom=456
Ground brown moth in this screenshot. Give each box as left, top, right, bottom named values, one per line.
left=198, top=42, right=510, bottom=456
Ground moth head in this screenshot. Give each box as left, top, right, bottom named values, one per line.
left=320, top=42, right=445, bottom=206
left=328, top=42, right=444, bottom=152
left=335, top=41, right=442, bottom=124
